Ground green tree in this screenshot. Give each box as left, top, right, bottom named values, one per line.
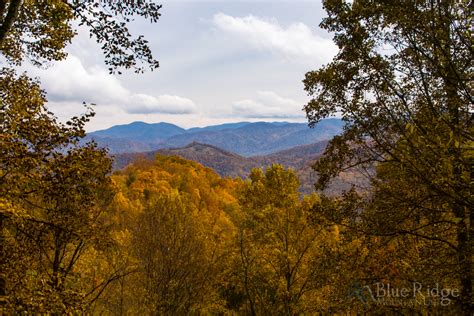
left=304, top=0, right=472, bottom=313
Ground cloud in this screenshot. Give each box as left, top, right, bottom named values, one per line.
left=232, top=91, right=304, bottom=118
left=36, top=55, right=129, bottom=103
left=31, top=55, right=197, bottom=115
left=213, top=13, right=337, bottom=64
left=128, top=94, right=197, bottom=114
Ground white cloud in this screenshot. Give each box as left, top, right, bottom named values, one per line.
left=128, top=94, right=197, bottom=114
left=232, top=91, right=304, bottom=118
left=37, top=55, right=129, bottom=103
left=213, top=13, right=337, bottom=65
left=30, top=55, right=197, bottom=115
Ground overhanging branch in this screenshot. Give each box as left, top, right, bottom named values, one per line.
left=0, top=0, right=22, bottom=47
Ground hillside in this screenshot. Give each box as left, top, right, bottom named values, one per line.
left=113, top=141, right=369, bottom=196
left=113, top=142, right=259, bottom=178
left=88, top=119, right=343, bottom=156
left=157, top=142, right=260, bottom=178
left=254, top=141, right=329, bottom=168
left=112, top=141, right=327, bottom=177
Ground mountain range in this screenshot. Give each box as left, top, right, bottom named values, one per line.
left=87, top=119, right=344, bottom=156
left=90, top=119, right=369, bottom=195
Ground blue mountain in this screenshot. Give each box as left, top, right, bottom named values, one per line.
left=87, top=119, right=344, bottom=156
left=90, top=121, right=185, bottom=143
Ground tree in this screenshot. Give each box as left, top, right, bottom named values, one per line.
left=0, top=69, right=115, bottom=312
left=1, top=0, right=162, bottom=310
left=91, top=155, right=240, bottom=314
left=133, top=193, right=223, bottom=314
left=0, top=0, right=161, bottom=73
left=234, top=165, right=339, bottom=314
left=304, top=0, right=472, bottom=313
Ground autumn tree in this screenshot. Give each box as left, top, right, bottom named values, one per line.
left=233, top=165, right=340, bottom=315
left=91, top=155, right=239, bottom=314
left=133, top=194, right=221, bottom=314
left=0, top=69, right=117, bottom=312
left=304, top=0, right=472, bottom=313
left=1, top=0, right=163, bottom=310
left=0, top=0, right=161, bottom=73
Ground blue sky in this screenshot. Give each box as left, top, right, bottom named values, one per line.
left=24, top=0, right=336, bottom=131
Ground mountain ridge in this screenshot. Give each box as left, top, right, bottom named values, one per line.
left=112, top=141, right=369, bottom=196
left=87, top=119, right=343, bottom=156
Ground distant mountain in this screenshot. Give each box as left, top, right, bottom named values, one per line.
left=91, top=121, right=185, bottom=140
left=112, top=140, right=369, bottom=196
left=88, top=136, right=157, bottom=153
left=162, top=119, right=342, bottom=156
left=187, top=122, right=252, bottom=133
left=88, top=119, right=344, bottom=156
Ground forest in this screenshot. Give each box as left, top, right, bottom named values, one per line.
left=0, top=0, right=472, bottom=315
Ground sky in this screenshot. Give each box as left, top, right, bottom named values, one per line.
left=22, top=0, right=337, bottom=132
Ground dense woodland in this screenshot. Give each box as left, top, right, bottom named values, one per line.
left=0, top=0, right=472, bottom=315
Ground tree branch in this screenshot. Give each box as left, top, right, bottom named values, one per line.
left=0, top=0, right=22, bottom=47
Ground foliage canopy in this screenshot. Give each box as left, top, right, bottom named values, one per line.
left=0, top=0, right=161, bottom=73
left=304, top=0, right=472, bottom=313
